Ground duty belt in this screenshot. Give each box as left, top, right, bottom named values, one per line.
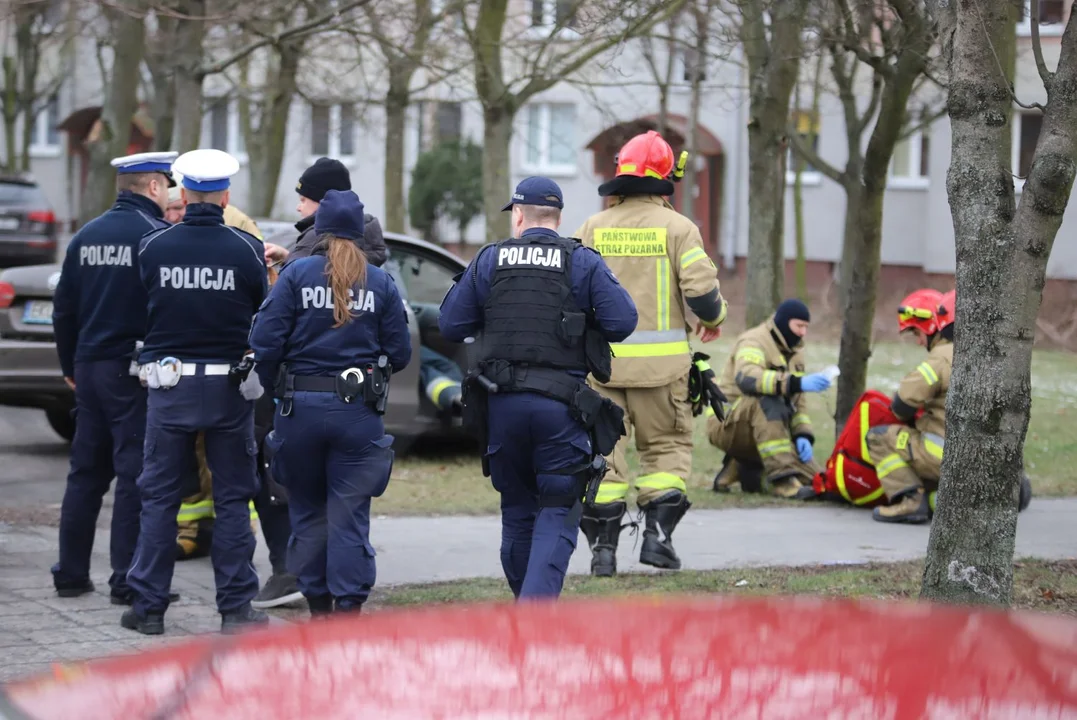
left=289, top=376, right=338, bottom=392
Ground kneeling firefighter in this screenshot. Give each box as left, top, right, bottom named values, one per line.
left=573, top=131, right=728, bottom=577
left=707, top=300, right=833, bottom=498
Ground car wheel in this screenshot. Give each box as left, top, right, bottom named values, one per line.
left=45, top=405, right=75, bottom=443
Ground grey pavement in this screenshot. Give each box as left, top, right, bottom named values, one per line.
left=1, top=405, right=1075, bottom=685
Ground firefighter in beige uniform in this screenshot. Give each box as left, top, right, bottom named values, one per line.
left=707, top=300, right=832, bottom=498
left=573, top=130, right=727, bottom=576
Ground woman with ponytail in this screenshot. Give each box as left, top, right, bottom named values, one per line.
left=249, top=189, right=411, bottom=617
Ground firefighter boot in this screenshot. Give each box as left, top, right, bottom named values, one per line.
left=872, top=487, right=931, bottom=524
left=639, top=491, right=691, bottom=570
left=176, top=519, right=213, bottom=561
left=712, top=456, right=737, bottom=493
left=766, top=470, right=804, bottom=500
left=580, top=501, right=626, bottom=577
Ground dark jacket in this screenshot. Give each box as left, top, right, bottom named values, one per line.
left=284, top=212, right=387, bottom=268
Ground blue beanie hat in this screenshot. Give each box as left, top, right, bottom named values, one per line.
left=314, top=189, right=365, bottom=241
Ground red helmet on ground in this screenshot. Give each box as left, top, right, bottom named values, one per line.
left=615, top=130, right=675, bottom=180
left=897, top=288, right=944, bottom=335
left=937, top=290, right=956, bottom=331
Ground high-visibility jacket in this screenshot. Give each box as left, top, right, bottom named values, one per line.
left=223, top=205, right=263, bottom=240
left=894, top=338, right=952, bottom=438
left=573, top=195, right=726, bottom=388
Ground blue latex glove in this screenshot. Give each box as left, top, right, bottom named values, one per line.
left=800, top=373, right=832, bottom=393
left=796, top=437, right=813, bottom=463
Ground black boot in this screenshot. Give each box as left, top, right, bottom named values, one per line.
left=220, top=604, right=270, bottom=635
left=306, top=594, right=333, bottom=617
left=712, top=456, right=735, bottom=493
left=580, top=501, right=626, bottom=577
left=639, top=491, right=691, bottom=570
left=120, top=608, right=165, bottom=636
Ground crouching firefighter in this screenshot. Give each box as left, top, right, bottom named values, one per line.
left=438, top=176, right=638, bottom=599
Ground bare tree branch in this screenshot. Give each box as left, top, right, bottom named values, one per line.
left=1030, top=0, right=1054, bottom=88
left=787, top=125, right=845, bottom=184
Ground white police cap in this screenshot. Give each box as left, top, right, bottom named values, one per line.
left=172, top=149, right=240, bottom=192
left=110, top=151, right=179, bottom=186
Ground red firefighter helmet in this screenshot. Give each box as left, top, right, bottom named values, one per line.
left=897, top=288, right=944, bottom=335
left=936, top=290, right=956, bottom=331
left=615, top=130, right=675, bottom=180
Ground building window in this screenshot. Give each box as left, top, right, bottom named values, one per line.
left=681, top=48, right=706, bottom=83
left=1014, top=110, right=1043, bottom=190
left=205, top=96, right=246, bottom=160
left=29, top=93, right=60, bottom=154
left=522, top=103, right=577, bottom=175
left=530, top=0, right=578, bottom=29
left=889, top=127, right=931, bottom=189
left=786, top=109, right=821, bottom=185
left=435, top=102, right=462, bottom=143
left=309, top=103, right=356, bottom=160
left=1017, top=0, right=1066, bottom=36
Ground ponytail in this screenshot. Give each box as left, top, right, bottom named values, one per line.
left=323, top=234, right=368, bottom=328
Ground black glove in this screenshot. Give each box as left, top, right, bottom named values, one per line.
left=690, top=352, right=727, bottom=422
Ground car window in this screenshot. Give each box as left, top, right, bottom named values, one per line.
left=0, top=182, right=46, bottom=205
left=390, top=247, right=459, bottom=305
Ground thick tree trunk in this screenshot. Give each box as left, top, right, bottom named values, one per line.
left=244, top=42, right=300, bottom=217
left=383, top=84, right=409, bottom=233
left=16, top=18, right=39, bottom=173
left=921, top=1, right=1076, bottom=607
left=80, top=4, right=145, bottom=225
left=2, top=58, right=17, bottom=173
left=792, top=161, right=806, bottom=301
left=744, top=120, right=785, bottom=325
left=148, top=60, right=176, bottom=152
left=173, top=0, right=205, bottom=151
left=481, top=103, right=513, bottom=244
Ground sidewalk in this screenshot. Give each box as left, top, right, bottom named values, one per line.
left=2, top=498, right=1074, bottom=682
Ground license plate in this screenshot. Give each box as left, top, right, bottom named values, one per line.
left=0, top=217, right=19, bottom=231
left=22, top=299, right=53, bottom=324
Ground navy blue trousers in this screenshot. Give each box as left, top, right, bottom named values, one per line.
left=486, top=392, right=592, bottom=600
left=268, top=392, right=394, bottom=609
left=127, top=373, right=259, bottom=615
left=52, top=359, right=145, bottom=597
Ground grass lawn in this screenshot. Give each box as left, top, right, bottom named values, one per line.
left=364, top=559, right=1077, bottom=616
left=375, top=338, right=1077, bottom=516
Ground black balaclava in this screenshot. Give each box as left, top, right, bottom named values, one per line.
left=598, top=175, right=675, bottom=198
left=773, top=299, right=811, bottom=349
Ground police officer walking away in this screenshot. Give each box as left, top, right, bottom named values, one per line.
left=573, top=130, right=728, bottom=577
left=51, top=152, right=176, bottom=603
left=123, top=149, right=269, bottom=635
left=249, top=190, right=411, bottom=616
left=438, top=177, right=637, bottom=600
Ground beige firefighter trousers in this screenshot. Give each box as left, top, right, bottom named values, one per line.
left=865, top=424, right=944, bottom=499
left=590, top=370, right=694, bottom=507
left=706, top=396, right=818, bottom=485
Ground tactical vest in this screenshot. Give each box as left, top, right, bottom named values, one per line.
left=477, top=235, right=589, bottom=376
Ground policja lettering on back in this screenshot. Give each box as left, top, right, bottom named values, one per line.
left=50, top=151, right=177, bottom=604
left=300, top=285, right=376, bottom=311
left=438, top=176, right=639, bottom=601
left=123, top=148, right=271, bottom=637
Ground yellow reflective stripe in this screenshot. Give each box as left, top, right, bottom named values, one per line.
left=177, top=500, right=258, bottom=522
left=758, top=439, right=793, bottom=459
left=644, top=168, right=664, bottom=179
left=916, top=361, right=939, bottom=386
left=875, top=453, right=908, bottom=479
left=635, top=472, right=687, bottom=493
left=609, top=340, right=690, bottom=358
left=656, top=257, right=670, bottom=331
left=896, top=430, right=909, bottom=451
left=679, top=246, right=708, bottom=269
left=792, top=413, right=810, bottom=427
left=594, top=481, right=631, bottom=505
left=859, top=401, right=872, bottom=463
left=427, top=378, right=457, bottom=406
left=735, top=348, right=766, bottom=365
left=923, top=437, right=944, bottom=460
left=837, top=453, right=886, bottom=506
left=760, top=370, right=779, bottom=395
left=249, top=500, right=258, bottom=521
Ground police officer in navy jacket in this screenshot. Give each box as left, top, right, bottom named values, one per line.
left=51, top=152, right=176, bottom=603
left=123, top=149, right=269, bottom=636
left=438, top=176, right=638, bottom=599
left=250, top=189, right=411, bottom=616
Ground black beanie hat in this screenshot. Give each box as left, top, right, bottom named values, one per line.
left=297, top=157, right=351, bottom=203
left=773, top=298, right=811, bottom=348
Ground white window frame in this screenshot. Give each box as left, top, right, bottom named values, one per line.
left=1012, top=108, right=1044, bottom=194
left=308, top=103, right=356, bottom=164
left=203, top=97, right=248, bottom=165
left=520, top=103, right=577, bottom=177
left=888, top=128, right=930, bottom=190
left=28, top=93, right=61, bottom=158
left=786, top=109, right=822, bottom=187
left=526, top=0, right=581, bottom=39
left=1017, top=0, right=1067, bottom=37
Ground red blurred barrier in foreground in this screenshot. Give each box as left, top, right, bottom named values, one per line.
left=3, top=595, right=1077, bottom=719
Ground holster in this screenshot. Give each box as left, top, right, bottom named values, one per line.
left=569, top=383, right=625, bottom=457
left=362, top=355, right=392, bottom=414
left=461, top=370, right=493, bottom=477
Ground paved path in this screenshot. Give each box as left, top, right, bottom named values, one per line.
left=2, top=498, right=1074, bottom=683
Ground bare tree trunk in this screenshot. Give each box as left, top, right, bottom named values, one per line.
left=743, top=120, right=786, bottom=325
left=383, top=81, right=409, bottom=233
left=173, top=0, right=205, bottom=151
left=244, top=41, right=300, bottom=217
left=921, top=0, right=1075, bottom=607
left=145, top=13, right=178, bottom=152
left=80, top=3, right=145, bottom=225
left=2, top=58, right=17, bottom=172
left=16, top=17, right=40, bottom=173
left=680, top=1, right=709, bottom=223
left=481, top=103, right=513, bottom=243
